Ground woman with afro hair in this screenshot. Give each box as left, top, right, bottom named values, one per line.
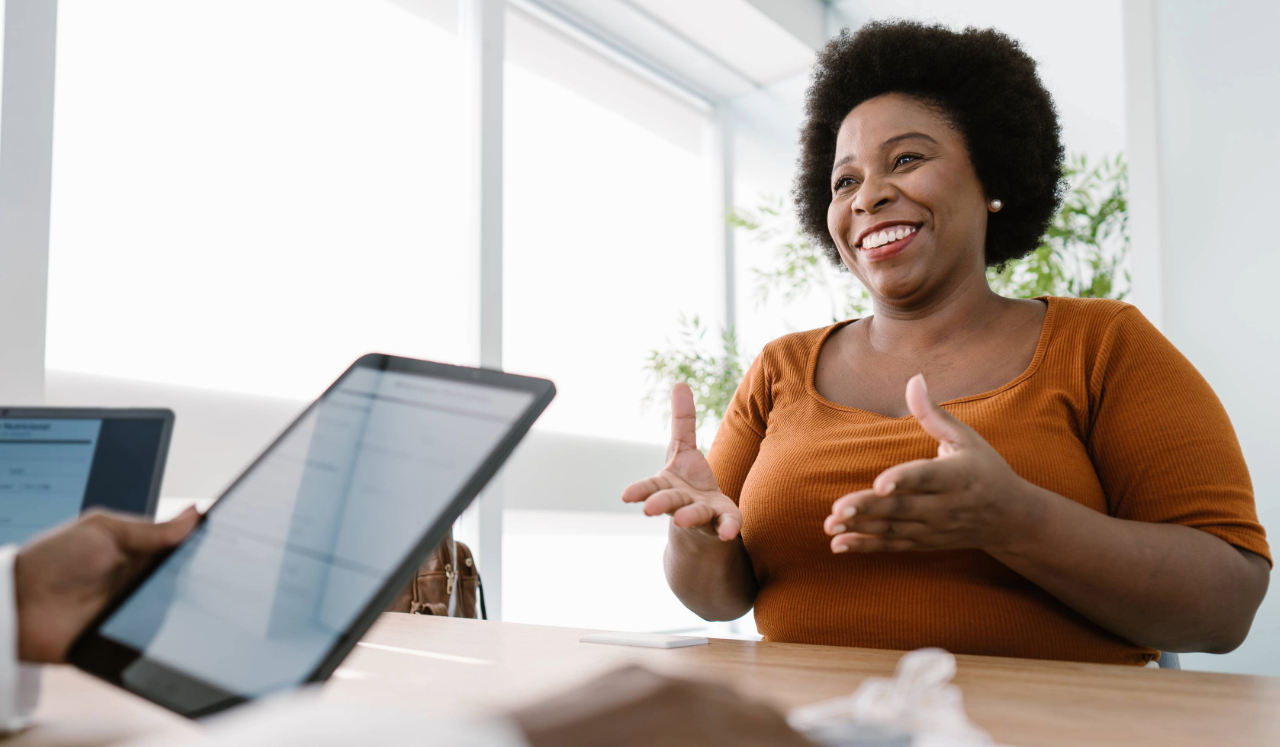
left=625, top=20, right=1269, bottom=665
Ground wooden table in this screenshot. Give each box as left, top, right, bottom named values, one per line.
left=13, top=614, right=1280, bottom=746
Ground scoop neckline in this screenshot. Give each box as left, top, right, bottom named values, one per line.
left=803, top=296, right=1059, bottom=420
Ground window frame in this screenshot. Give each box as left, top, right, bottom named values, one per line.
left=0, top=0, right=736, bottom=620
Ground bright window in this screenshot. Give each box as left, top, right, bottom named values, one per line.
left=47, top=0, right=471, bottom=400
left=502, top=6, right=719, bottom=446
left=496, top=6, right=728, bottom=633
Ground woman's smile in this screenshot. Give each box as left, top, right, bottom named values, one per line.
left=857, top=222, right=921, bottom=262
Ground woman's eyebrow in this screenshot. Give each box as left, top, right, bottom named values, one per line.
left=832, top=132, right=940, bottom=172
left=881, top=131, right=938, bottom=148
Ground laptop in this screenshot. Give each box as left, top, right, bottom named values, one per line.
left=0, top=407, right=175, bottom=545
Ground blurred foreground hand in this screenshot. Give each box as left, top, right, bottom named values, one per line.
left=512, top=665, right=813, bottom=747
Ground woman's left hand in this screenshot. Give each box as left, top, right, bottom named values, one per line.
left=824, top=374, right=1041, bottom=554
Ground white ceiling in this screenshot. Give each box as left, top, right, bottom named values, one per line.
left=627, top=0, right=818, bottom=87
left=525, top=0, right=825, bottom=103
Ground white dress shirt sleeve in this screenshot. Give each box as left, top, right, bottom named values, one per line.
left=0, top=545, right=42, bottom=735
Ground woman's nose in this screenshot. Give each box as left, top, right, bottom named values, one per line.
left=852, top=176, right=895, bottom=214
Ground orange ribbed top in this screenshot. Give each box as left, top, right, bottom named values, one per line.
left=707, top=297, right=1270, bottom=665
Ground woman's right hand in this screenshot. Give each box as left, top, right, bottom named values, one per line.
left=622, top=383, right=742, bottom=541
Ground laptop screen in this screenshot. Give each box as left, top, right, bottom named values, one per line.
left=0, top=413, right=171, bottom=544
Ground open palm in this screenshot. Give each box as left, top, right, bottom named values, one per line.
left=622, top=384, right=742, bottom=541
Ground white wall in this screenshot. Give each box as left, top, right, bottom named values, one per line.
left=44, top=371, right=305, bottom=500
left=44, top=370, right=664, bottom=511
left=1142, top=0, right=1280, bottom=676
left=0, top=0, right=56, bottom=405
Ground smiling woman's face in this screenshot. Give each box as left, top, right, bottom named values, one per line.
left=827, top=93, right=991, bottom=307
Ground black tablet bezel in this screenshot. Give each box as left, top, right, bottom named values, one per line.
left=0, top=406, right=175, bottom=520
left=66, top=355, right=555, bottom=718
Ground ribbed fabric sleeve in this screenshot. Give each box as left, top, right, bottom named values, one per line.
left=705, top=296, right=1269, bottom=666
left=712, top=340, right=772, bottom=505
left=1086, top=307, right=1266, bottom=554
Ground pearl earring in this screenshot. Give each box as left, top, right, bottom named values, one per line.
left=989, top=198, right=1003, bottom=212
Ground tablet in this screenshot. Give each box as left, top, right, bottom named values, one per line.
left=68, top=354, right=554, bottom=717
left=0, top=407, right=174, bottom=544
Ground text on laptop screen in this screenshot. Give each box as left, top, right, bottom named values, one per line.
left=0, top=417, right=168, bottom=544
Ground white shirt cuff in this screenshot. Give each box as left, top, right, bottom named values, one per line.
left=0, top=545, right=41, bottom=734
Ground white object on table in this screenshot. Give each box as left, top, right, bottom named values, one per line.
left=789, top=648, right=995, bottom=747
left=579, top=632, right=709, bottom=649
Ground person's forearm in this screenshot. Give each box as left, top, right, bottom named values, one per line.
left=989, top=484, right=1270, bottom=653
left=663, top=522, right=758, bottom=621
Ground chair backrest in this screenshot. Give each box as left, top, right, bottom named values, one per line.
left=1158, top=651, right=1181, bottom=669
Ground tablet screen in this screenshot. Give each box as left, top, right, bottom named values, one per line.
left=96, top=365, right=534, bottom=700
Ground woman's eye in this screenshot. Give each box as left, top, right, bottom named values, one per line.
left=834, top=176, right=858, bottom=192
left=895, top=154, right=920, bottom=168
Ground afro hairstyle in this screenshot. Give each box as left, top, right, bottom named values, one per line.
left=793, top=20, right=1065, bottom=268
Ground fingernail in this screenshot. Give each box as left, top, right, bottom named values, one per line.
left=833, top=544, right=849, bottom=553
left=831, top=524, right=846, bottom=535
left=876, top=482, right=895, bottom=496
left=842, top=506, right=857, bottom=519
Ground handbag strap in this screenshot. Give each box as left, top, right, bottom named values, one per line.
left=476, top=567, right=488, bottom=621
left=443, top=529, right=459, bottom=616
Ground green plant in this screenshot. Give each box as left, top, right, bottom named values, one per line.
left=643, top=314, right=745, bottom=437
left=986, top=153, right=1129, bottom=299
left=729, top=199, right=872, bottom=321
left=645, top=153, right=1129, bottom=432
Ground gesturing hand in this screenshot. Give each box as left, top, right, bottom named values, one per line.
left=14, top=507, right=200, bottom=663
left=621, top=383, right=742, bottom=541
left=824, top=374, right=1038, bottom=554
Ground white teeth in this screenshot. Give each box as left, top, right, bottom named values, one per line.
left=862, top=225, right=916, bottom=249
